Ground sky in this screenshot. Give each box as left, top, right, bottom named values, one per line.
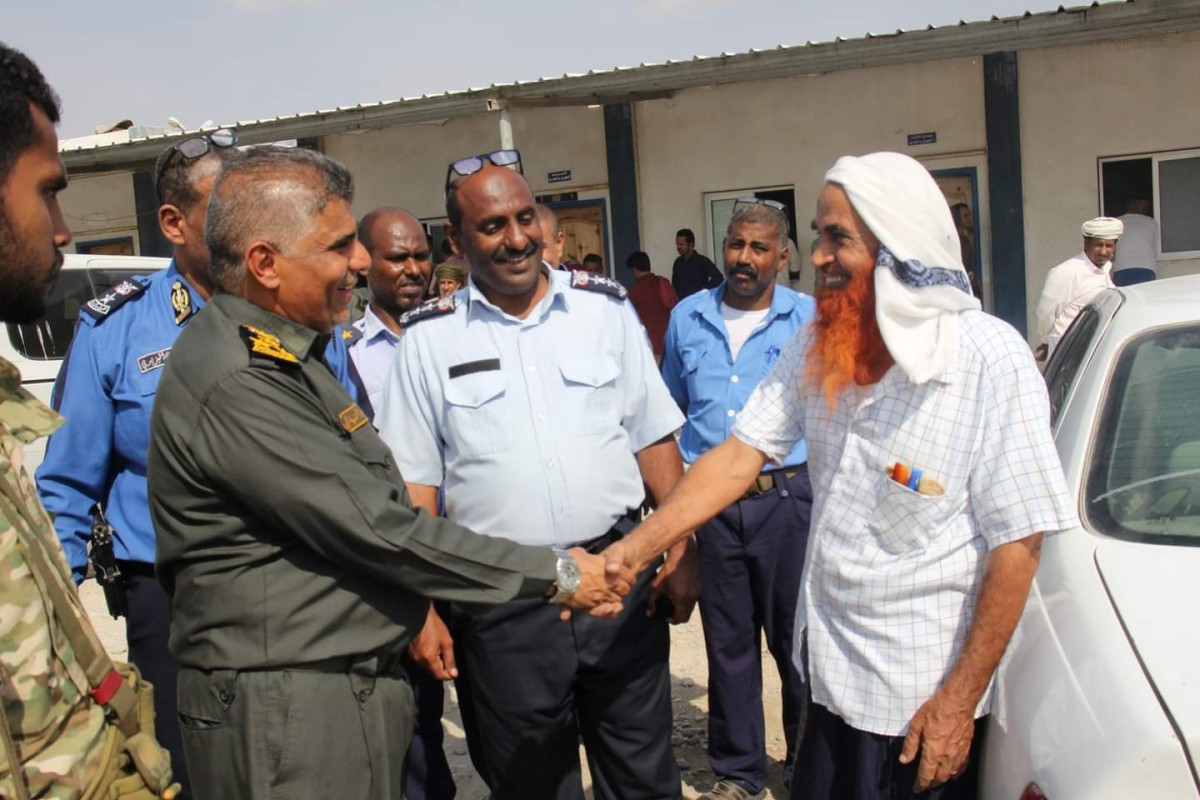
left=8, top=0, right=1111, bottom=139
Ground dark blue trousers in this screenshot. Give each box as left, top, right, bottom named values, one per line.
left=696, top=467, right=812, bottom=795
left=125, top=570, right=190, bottom=799
left=402, top=666, right=456, bottom=799
left=790, top=703, right=981, bottom=800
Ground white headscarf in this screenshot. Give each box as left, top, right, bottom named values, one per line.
left=1081, top=217, right=1123, bottom=239
left=824, top=152, right=981, bottom=385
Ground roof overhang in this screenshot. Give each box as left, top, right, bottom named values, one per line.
left=61, top=0, right=1200, bottom=173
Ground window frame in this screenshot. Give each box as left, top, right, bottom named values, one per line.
left=1099, top=147, right=1200, bottom=261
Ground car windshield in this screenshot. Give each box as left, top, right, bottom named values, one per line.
left=1086, top=324, right=1200, bottom=545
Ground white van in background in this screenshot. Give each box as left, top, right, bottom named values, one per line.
left=3, top=253, right=169, bottom=471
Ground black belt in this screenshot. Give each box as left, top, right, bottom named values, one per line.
left=742, top=464, right=807, bottom=500
left=578, top=509, right=640, bottom=554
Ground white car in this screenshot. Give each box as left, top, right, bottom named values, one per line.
left=981, top=275, right=1200, bottom=799
left=2, top=253, right=168, bottom=470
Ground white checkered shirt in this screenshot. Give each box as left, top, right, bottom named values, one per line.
left=733, top=310, right=1078, bottom=736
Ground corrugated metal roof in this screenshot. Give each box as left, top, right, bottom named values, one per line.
left=61, top=0, right=1199, bottom=169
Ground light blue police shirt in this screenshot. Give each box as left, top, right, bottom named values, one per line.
left=36, top=260, right=360, bottom=577
left=661, top=283, right=813, bottom=469
left=348, top=304, right=402, bottom=415
left=378, top=269, right=684, bottom=548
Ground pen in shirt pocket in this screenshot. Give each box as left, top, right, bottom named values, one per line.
left=887, top=461, right=945, bottom=496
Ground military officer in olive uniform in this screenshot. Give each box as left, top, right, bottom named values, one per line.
left=147, top=146, right=632, bottom=800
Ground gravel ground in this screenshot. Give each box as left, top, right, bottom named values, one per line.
left=80, top=581, right=791, bottom=799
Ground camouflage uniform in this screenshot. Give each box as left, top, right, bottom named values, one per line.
left=0, top=357, right=107, bottom=799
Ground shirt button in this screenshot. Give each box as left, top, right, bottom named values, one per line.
left=727, top=409, right=736, bottom=418
left=527, top=366, right=537, bottom=373
left=219, top=691, right=231, bottom=703
left=730, top=375, right=740, bottom=383
left=358, top=690, right=369, bottom=702
left=547, top=459, right=556, bottom=467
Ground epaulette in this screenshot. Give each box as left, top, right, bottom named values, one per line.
left=238, top=324, right=300, bottom=366
left=569, top=270, right=628, bottom=300
left=399, top=296, right=457, bottom=329
left=81, top=279, right=147, bottom=323
left=341, top=325, right=363, bottom=346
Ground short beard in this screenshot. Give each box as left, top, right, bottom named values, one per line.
left=0, top=202, right=50, bottom=324
left=804, top=267, right=891, bottom=408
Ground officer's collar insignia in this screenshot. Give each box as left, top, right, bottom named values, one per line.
left=238, top=324, right=300, bottom=366
left=569, top=270, right=628, bottom=300
left=399, top=296, right=457, bottom=329
left=342, top=326, right=363, bottom=346
left=170, top=280, right=194, bottom=325
left=338, top=403, right=370, bottom=434
left=82, top=279, right=147, bottom=323
left=136, top=348, right=171, bottom=374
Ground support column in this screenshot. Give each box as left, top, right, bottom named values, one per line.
left=604, top=102, right=640, bottom=288
left=984, top=51, right=1028, bottom=335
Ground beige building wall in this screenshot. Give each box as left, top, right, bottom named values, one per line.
left=634, top=57, right=987, bottom=281
left=1020, top=29, right=1200, bottom=336
left=59, top=171, right=139, bottom=253
left=324, top=104, right=610, bottom=223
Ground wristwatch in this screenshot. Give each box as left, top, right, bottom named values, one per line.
left=545, top=548, right=582, bottom=604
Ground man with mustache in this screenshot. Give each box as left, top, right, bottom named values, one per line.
left=378, top=154, right=697, bottom=799
left=0, top=40, right=177, bottom=799
left=603, top=152, right=1077, bottom=800
left=1034, top=216, right=1122, bottom=360
left=660, top=200, right=814, bottom=800
left=348, top=207, right=433, bottom=414
left=148, top=146, right=631, bottom=800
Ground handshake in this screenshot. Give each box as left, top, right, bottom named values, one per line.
left=555, top=536, right=697, bottom=624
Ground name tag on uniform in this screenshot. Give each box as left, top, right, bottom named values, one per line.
left=338, top=404, right=370, bottom=434
left=136, top=348, right=171, bottom=374
left=448, top=358, right=501, bottom=380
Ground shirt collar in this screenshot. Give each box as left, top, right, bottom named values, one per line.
left=212, top=293, right=324, bottom=361
left=1077, top=252, right=1112, bottom=275
left=696, top=282, right=803, bottom=331
left=464, top=265, right=566, bottom=324
left=361, top=305, right=401, bottom=344
left=162, top=259, right=207, bottom=309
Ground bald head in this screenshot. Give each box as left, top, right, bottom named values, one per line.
left=357, top=206, right=432, bottom=317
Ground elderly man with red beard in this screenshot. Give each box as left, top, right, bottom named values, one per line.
left=600, top=152, right=1077, bottom=800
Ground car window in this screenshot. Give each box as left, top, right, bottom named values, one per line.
left=1086, top=324, right=1200, bottom=545
left=1045, top=307, right=1101, bottom=428
left=5, top=268, right=150, bottom=360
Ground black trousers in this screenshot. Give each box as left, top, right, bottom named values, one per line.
left=696, top=467, right=812, bottom=794
left=451, top=567, right=682, bottom=800
left=790, top=703, right=982, bottom=800
left=403, top=664, right=456, bottom=799
left=177, top=663, right=414, bottom=800
left=125, top=569, right=190, bottom=799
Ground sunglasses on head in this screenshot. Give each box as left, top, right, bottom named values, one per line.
left=733, top=195, right=789, bottom=215
left=154, top=128, right=239, bottom=201
left=445, top=149, right=522, bottom=192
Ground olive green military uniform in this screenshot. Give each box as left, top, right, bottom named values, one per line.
left=148, top=294, right=557, bottom=800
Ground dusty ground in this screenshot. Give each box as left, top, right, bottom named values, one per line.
left=81, top=582, right=791, bottom=799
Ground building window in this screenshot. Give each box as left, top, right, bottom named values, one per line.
left=704, top=187, right=799, bottom=270
left=1100, top=149, right=1200, bottom=259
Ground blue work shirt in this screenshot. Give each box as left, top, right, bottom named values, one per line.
left=348, top=304, right=401, bottom=415
left=661, top=283, right=813, bottom=469
left=36, top=260, right=359, bottom=577
left=378, top=269, right=684, bottom=548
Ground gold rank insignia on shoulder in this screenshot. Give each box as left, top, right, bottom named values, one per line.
left=171, top=280, right=193, bottom=325
left=338, top=403, right=370, bottom=434
left=238, top=324, right=300, bottom=365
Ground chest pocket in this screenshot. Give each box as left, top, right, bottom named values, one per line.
left=444, top=371, right=508, bottom=457
left=558, top=357, right=621, bottom=435
left=868, top=473, right=956, bottom=556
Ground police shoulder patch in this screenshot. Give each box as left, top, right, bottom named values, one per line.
left=81, top=279, right=147, bottom=323
left=568, top=270, right=628, bottom=300
left=399, top=296, right=457, bottom=329
left=238, top=325, right=300, bottom=366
